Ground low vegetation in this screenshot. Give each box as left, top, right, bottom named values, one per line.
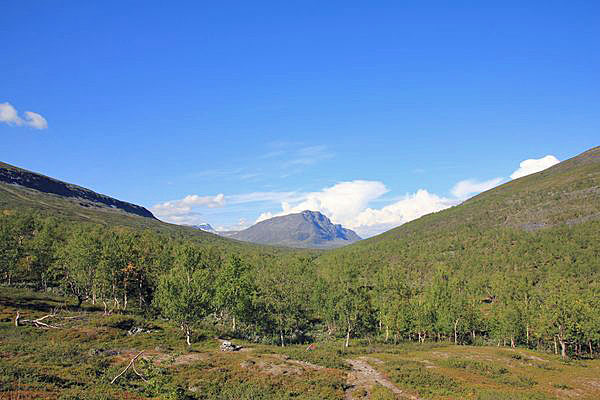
left=1, top=288, right=599, bottom=399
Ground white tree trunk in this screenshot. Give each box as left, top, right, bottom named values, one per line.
left=454, top=319, right=459, bottom=345
left=186, top=326, right=191, bottom=346
left=558, top=325, right=568, bottom=359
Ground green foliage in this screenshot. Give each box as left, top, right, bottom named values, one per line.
left=154, top=244, right=213, bottom=345
left=213, top=254, right=252, bottom=332
left=2, top=146, right=600, bottom=361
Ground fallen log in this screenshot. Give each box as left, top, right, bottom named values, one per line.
left=16, top=312, right=61, bottom=329
left=14, top=311, right=86, bottom=329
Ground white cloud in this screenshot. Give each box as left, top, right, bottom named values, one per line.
left=151, top=191, right=301, bottom=225
left=0, top=102, right=48, bottom=129
left=0, top=103, right=21, bottom=125
left=510, top=155, right=560, bottom=179
left=152, top=153, right=561, bottom=236
left=181, top=193, right=225, bottom=208
left=23, top=111, right=48, bottom=129
left=256, top=180, right=388, bottom=225
left=450, top=177, right=504, bottom=199
left=256, top=182, right=458, bottom=237
left=151, top=194, right=225, bottom=224
left=349, top=190, right=459, bottom=237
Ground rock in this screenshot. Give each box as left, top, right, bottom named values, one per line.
left=127, top=326, right=155, bottom=335
left=220, top=340, right=241, bottom=352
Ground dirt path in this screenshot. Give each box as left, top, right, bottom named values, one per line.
left=344, top=358, right=420, bottom=400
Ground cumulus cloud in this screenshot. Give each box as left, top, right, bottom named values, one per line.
left=151, top=194, right=225, bottom=224
left=349, top=189, right=459, bottom=236
left=255, top=182, right=458, bottom=237
left=450, top=177, right=504, bottom=199
left=151, top=191, right=299, bottom=225
left=256, top=181, right=388, bottom=225
left=510, top=155, right=560, bottom=179
left=23, top=111, right=48, bottom=129
left=0, top=102, right=48, bottom=129
left=152, top=152, right=561, bottom=235
left=0, top=103, right=21, bottom=125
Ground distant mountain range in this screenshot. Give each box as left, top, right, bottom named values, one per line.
left=0, top=161, right=359, bottom=249
left=187, top=223, right=217, bottom=234
left=227, top=210, right=361, bottom=248
left=6, top=146, right=597, bottom=252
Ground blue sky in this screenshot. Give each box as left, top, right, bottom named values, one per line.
left=2, top=1, right=599, bottom=236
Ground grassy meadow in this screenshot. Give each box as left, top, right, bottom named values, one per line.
left=1, top=287, right=598, bottom=400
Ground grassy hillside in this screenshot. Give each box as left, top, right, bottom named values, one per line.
left=323, top=146, right=600, bottom=266
left=0, top=162, right=299, bottom=254
left=372, top=146, right=599, bottom=243
left=0, top=162, right=155, bottom=219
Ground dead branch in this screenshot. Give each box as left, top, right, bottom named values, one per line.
left=14, top=311, right=79, bottom=329
left=132, top=363, right=148, bottom=382
left=32, top=318, right=61, bottom=329
left=111, top=351, right=145, bottom=384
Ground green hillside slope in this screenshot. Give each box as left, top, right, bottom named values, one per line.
left=312, top=146, right=599, bottom=357
left=0, top=161, right=241, bottom=245
left=341, top=146, right=599, bottom=253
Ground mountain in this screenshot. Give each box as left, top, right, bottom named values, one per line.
left=188, top=223, right=217, bottom=234
left=229, top=210, right=361, bottom=248
left=0, top=161, right=220, bottom=240
left=0, top=161, right=155, bottom=219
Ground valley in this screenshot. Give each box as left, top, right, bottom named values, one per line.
left=0, top=147, right=599, bottom=399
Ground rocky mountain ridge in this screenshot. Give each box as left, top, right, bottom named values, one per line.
left=229, top=210, right=361, bottom=248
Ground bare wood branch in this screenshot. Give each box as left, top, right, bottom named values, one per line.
left=35, top=314, right=55, bottom=322
left=15, top=312, right=66, bottom=329
left=132, top=363, right=148, bottom=382
left=32, top=319, right=60, bottom=329
left=111, top=351, right=145, bottom=384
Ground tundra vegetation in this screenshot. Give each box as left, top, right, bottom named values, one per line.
left=1, top=210, right=599, bottom=399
